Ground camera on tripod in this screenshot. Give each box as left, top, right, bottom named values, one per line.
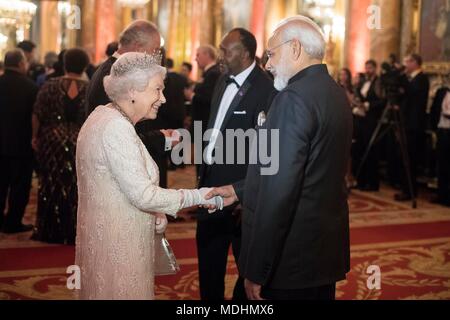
left=356, top=61, right=417, bottom=208
left=380, top=62, right=405, bottom=107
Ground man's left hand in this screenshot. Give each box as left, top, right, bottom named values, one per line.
left=245, top=279, right=264, bottom=300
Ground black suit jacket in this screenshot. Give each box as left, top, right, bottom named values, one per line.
left=234, top=64, right=352, bottom=289
left=198, top=65, right=275, bottom=219
left=430, top=87, right=450, bottom=130
left=144, top=71, right=188, bottom=130
left=401, top=72, right=430, bottom=131
left=192, top=64, right=222, bottom=127
left=84, top=56, right=166, bottom=160
left=0, top=70, right=38, bottom=157
left=359, top=76, right=385, bottom=125
left=85, top=56, right=116, bottom=116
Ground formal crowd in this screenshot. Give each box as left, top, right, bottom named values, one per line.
left=0, top=18, right=449, bottom=300
left=337, top=55, right=449, bottom=207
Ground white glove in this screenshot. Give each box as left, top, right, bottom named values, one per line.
left=199, top=188, right=224, bottom=213
left=155, top=213, right=168, bottom=234
left=180, top=188, right=224, bottom=213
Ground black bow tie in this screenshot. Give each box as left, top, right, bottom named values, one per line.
left=225, top=76, right=241, bottom=89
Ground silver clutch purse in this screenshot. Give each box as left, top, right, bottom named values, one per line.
left=154, top=233, right=180, bottom=276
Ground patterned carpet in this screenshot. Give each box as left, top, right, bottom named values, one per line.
left=1, top=165, right=450, bottom=300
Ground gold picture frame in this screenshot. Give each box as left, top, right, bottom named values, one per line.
left=416, top=0, right=450, bottom=74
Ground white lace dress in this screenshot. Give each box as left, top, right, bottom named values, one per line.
left=75, top=104, right=182, bottom=300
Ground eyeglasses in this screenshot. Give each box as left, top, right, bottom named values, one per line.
left=266, top=40, right=293, bottom=59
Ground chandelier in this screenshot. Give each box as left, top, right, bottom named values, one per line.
left=0, top=0, right=37, bottom=20
left=302, top=0, right=345, bottom=41
left=117, top=0, right=150, bottom=8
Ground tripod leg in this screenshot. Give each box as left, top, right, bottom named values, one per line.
left=356, top=106, right=391, bottom=182
left=393, top=109, right=417, bottom=209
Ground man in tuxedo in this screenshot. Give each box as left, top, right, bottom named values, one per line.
left=394, top=54, right=430, bottom=201
left=206, top=16, right=352, bottom=300
left=353, top=60, right=385, bottom=191
left=85, top=20, right=175, bottom=186
left=0, top=49, right=38, bottom=233
left=196, top=28, right=275, bottom=300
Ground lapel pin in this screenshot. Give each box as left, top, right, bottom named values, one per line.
left=257, top=111, right=267, bottom=126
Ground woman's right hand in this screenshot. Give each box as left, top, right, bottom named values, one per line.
left=204, top=185, right=238, bottom=208
left=179, top=189, right=224, bottom=212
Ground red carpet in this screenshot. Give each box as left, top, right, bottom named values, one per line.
left=1, top=168, right=450, bottom=300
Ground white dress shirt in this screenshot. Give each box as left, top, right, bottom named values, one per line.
left=438, top=91, right=450, bottom=129
left=409, top=69, right=422, bottom=81
left=112, top=51, right=121, bottom=59
left=361, top=80, right=372, bottom=99
left=205, top=61, right=256, bottom=164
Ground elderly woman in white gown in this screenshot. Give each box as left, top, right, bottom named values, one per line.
left=75, top=52, right=221, bottom=300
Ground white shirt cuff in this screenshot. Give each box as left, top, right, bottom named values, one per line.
left=164, top=137, right=172, bottom=151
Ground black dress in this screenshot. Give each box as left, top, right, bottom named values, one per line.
left=31, top=77, right=87, bottom=244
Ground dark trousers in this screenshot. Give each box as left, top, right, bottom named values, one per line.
left=196, top=209, right=246, bottom=300
left=0, top=155, right=33, bottom=229
left=437, top=129, right=450, bottom=205
left=153, top=154, right=168, bottom=188
left=399, top=130, right=420, bottom=196
left=261, top=283, right=336, bottom=300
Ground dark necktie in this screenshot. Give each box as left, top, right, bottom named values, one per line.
left=225, top=76, right=240, bottom=89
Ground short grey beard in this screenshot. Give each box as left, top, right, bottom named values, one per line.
left=272, top=56, right=293, bottom=91
left=274, top=74, right=290, bottom=91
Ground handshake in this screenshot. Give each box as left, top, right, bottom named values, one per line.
left=197, top=188, right=225, bottom=213
left=199, top=185, right=240, bottom=212
left=180, top=185, right=240, bottom=213
left=156, top=185, right=240, bottom=234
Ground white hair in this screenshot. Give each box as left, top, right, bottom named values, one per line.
left=198, top=45, right=217, bottom=61
left=104, top=52, right=166, bottom=103
left=274, top=15, right=326, bottom=60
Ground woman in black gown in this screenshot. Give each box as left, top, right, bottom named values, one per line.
left=31, top=48, right=90, bottom=244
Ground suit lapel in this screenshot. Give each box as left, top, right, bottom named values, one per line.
left=206, top=76, right=228, bottom=130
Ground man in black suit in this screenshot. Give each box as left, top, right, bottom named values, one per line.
left=0, top=49, right=38, bottom=233
left=430, top=87, right=450, bottom=206
left=17, top=40, right=44, bottom=82
left=156, top=58, right=188, bottom=131
left=206, top=16, right=352, bottom=300
left=394, top=54, right=430, bottom=201
left=353, top=60, right=385, bottom=191
left=143, top=57, right=187, bottom=185
left=85, top=20, right=175, bottom=186
left=189, top=45, right=222, bottom=175
left=192, top=45, right=222, bottom=133
left=196, top=28, right=275, bottom=300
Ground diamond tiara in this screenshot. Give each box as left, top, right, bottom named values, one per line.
left=112, top=51, right=163, bottom=77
